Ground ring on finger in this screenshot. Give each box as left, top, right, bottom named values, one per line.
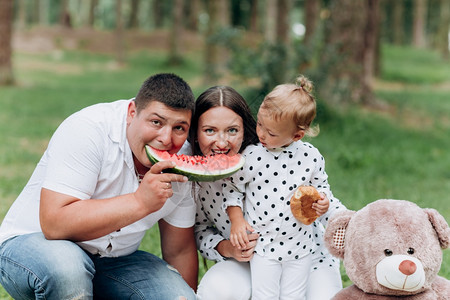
left=166, top=182, right=171, bottom=189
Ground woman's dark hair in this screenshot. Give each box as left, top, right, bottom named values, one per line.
left=189, top=86, right=258, bottom=156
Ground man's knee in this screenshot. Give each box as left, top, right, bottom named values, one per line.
left=0, top=234, right=95, bottom=299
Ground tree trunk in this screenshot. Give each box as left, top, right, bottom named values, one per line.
left=304, top=0, right=320, bottom=46
left=88, top=0, right=98, bottom=28
left=128, top=0, right=140, bottom=29
left=153, top=0, right=163, bottom=28
left=362, top=0, right=380, bottom=105
left=275, top=0, right=291, bottom=83
left=249, top=0, right=260, bottom=33
left=203, top=0, right=230, bottom=83
left=217, top=0, right=230, bottom=27
left=392, top=0, right=404, bottom=45
left=40, top=0, right=50, bottom=26
left=204, top=0, right=220, bottom=83
left=0, top=0, right=14, bottom=85
left=276, top=0, right=290, bottom=44
left=59, top=0, right=72, bottom=28
left=217, top=0, right=230, bottom=72
left=115, top=0, right=125, bottom=65
left=169, top=0, right=184, bottom=65
left=260, top=0, right=292, bottom=90
left=32, top=0, right=41, bottom=25
left=374, top=5, right=382, bottom=77
left=265, top=0, right=277, bottom=43
left=319, top=0, right=369, bottom=105
left=17, top=0, right=26, bottom=29
left=438, top=0, right=450, bottom=59
left=187, top=0, right=200, bottom=31
left=412, top=0, right=427, bottom=48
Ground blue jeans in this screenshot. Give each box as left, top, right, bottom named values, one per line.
left=0, top=233, right=195, bottom=300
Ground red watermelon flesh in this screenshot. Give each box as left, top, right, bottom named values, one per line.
left=145, top=145, right=245, bottom=181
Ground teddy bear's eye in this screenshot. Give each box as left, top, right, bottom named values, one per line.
left=384, top=249, right=393, bottom=256
left=407, top=248, right=415, bottom=255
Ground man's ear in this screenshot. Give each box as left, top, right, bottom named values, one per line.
left=292, top=130, right=305, bottom=141
left=126, top=101, right=137, bottom=123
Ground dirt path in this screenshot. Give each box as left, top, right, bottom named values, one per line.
left=13, top=27, right=203, bottom=54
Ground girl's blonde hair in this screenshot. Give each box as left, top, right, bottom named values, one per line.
left=260, top=75, right=319, bottom=137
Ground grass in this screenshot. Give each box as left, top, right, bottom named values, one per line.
left=0, top=44, right=449, bottom=298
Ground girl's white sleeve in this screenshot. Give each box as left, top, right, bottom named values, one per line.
left=221, top=170, right=246, bottom=211
left=310, top=150, right=347, bottom=227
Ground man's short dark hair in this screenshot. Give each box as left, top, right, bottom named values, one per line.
left=134, top=73, right=195, bottom=114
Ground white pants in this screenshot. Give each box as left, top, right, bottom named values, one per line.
left=250, top=253, right=312, bottom=300
left=197, top=259, right=252, bottom=300
left=197, top=248, right=342, bottom=300
left=307, top=258, right=342, bottom=300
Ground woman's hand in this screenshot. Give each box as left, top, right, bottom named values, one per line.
left=238, top=232, right=258, bottom=261
left=217, top=232, right=259, bottom=262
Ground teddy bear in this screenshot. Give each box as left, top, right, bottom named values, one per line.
left=324, top=199, right=450, bottom=299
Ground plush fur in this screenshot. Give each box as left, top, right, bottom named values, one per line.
left=324, top=199, right=450, bottom=299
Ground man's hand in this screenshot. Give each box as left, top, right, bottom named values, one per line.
left=134, top=161, right=188, bottom=214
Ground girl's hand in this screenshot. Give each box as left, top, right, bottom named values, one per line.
left=229, top=217, right=254, bottom=249
left=312, top=193, right=329, bottom=216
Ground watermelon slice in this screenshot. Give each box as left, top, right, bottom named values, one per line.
left=145, top=145, right=245, bottom=182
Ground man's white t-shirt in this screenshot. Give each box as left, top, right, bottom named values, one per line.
left=0, top=99, right=195, bottom=257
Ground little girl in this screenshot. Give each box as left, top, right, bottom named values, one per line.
left=223, top=76, right=344, bottom=299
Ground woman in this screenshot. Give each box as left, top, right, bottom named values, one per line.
left=190, top=86, right=345, bottom=300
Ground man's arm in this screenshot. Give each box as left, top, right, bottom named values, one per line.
left=40, top=188, right=146, bottom=241
left=159, top=219, right=198, bottom=291
left=40, top=161, right=187, bottom=242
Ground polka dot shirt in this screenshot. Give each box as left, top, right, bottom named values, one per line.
left=223, top=141, right=344, bottom=262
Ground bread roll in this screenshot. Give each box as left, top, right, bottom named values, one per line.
left=290, top=186, right=321, bottom=225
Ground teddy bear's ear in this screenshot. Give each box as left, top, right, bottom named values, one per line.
left=324, top=209, right=355, bottom=259
left=424, top=208, right=450, bottom=249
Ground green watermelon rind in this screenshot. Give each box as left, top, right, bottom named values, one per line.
left=145, top=145, right=245, bottom=182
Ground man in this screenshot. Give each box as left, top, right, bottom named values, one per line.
left=0, top=73, right=198, bottom=299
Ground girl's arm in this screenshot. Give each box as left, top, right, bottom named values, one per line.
left=310, top=151, right=347, bottom=226
left=227, top=206, right=254, bottom=249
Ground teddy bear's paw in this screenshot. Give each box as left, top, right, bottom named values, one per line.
left=376, top=254, right=426, bottom=292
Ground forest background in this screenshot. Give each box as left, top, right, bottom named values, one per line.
left=0, top=0, right=449, bottom=299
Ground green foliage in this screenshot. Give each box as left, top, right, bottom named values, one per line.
left=381, top=45, right=450, bottom=83
left=226, top=36, right=293, bottom=92
left=260, top=43, right=289, bottom=91
left=210, top=27, right=304, bottom=93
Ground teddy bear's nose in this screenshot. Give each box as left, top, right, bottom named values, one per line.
left=399, top=260, right=417, bottom=276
